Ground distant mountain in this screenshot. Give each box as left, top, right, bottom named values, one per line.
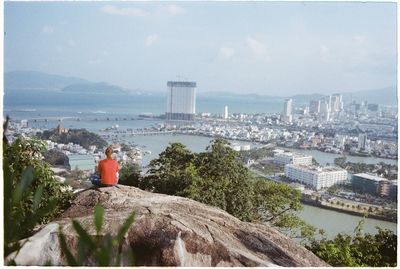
left=289, top=94, right=328, bottom=105
left=288, top=87, right=397, bottom=106
left=199, top=91, right=283, bottom=101
left=4, top=70, right=88, bottom=90
left=4, top=70, right=131, bottom=95
left=341, top=87, right=397, bottom=106
left=62, top=82, right=126, bottom=94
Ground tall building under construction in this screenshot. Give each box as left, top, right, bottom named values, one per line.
left=166, top=81, right=196, bottom=121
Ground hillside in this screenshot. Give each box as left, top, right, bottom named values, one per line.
left=4, top=70, right=88, bottom=90
left=38, top=128, right=107, bottom=150
left=62, top=82, right=126, bottom=94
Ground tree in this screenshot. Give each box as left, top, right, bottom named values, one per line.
left=43, top=149, right=71, bottom=169
left=334, top=156, right=347, bottom=168
left=4, top=137, right=72, bottom=225
left=3, top=117, right=72, bottom=261
left=306, top=224, right=397, bottom=267
left=143, top=139, right=315, bottom=238
left=143, top=143, right=197, bottom=195
left=252, top=179, right=316, bottom=241
left=188, top=139, right=255, bottom=221
left=38, top=128, right=107, bottom=150
left=119, top=162, right=141, bottom=187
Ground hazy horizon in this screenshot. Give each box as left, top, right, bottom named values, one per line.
left=4, top=1, right=397, bottom=96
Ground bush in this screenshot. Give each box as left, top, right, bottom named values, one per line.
left=43, top=148, right=70, bottom=169
left=143, top=139, right=314, bottom=239
left=3, top=118, right=72, bottom=262
left=306, top=223, right=397, bottom=267
left=4, top=137, right=72, bottom=231
left=119, top=162, right=141, bottom=187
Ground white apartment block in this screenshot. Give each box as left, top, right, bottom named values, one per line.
left=166, top=81, right=196, bottom=121
left=284, top=164, right=348, bottom=190
left=274, top=152, right=313, bottom=166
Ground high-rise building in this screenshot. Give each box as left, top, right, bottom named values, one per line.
left=330, top=94, right=343, bottom=114
left=166, top=81, right=196, bottom=121
left=20, top=119, right=28, bottom=128
left=224, top=105, right=228, bottom=119
left=309, top=100, right=321, bottom=115
left=281, top=98, right=293, bottom=123
left=319, top=100, right=330, bottom=122
left=358, top=133, right=367, bottom=151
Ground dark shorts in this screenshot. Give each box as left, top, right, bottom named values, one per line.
left=90, top=174, right=116, bottom=187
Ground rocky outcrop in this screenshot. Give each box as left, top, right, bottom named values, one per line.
left=13, top=185, right=328, bottom=266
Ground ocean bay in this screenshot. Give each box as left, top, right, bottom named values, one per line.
left=6, top=107, right=398, bottom=238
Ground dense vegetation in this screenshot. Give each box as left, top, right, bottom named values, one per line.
left=335, top=156, right=397, bottom=180
left=43, top=149, right=71, bottom=169
left=38, top=128, right=107, bottom=150
left=307, top=221, right=397, bottom=267
left=3, top=118, right=73, bottom=261
left=128, top=139, right=315, bottom=240
left=238, top=146, right=274, bottom=162
left=119, top=162, right=141, bottom=187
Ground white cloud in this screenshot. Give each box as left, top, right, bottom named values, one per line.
left=41, top=25, right=54, bottom=34
left=219, top=47, right=235, bottom=59
left=100, top=5, right=148, bottom=17
left=163, top=4, right=186, bottom=16
left=145, top=34, right=159, bottom=47
left=246, top=36, right=270, bottom=61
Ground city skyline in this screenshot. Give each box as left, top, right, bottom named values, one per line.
left=4, top=1, right=397, bottom=96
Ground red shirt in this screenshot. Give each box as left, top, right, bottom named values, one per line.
left=98, top=159, right=119, bottom=185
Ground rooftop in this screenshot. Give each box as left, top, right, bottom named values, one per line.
left=167, top=81, right=197, bottom=87
left=275, top=152, right=311, bottom=158
left=287, top=164, right=347, bottom=173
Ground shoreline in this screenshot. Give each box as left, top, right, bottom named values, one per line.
left=301, top=198, right=397, bottom=224
left=173, top=131, right=398, bottom=161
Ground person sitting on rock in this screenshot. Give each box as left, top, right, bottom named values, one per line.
left=91, top=146, right=119, bottom=187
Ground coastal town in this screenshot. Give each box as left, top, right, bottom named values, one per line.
left=5, top=92, right=398, bottom=223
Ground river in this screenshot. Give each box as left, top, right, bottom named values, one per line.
left=12, top=113, right=398, bottom=239
left=118, top=134, right=398, bottom=238
left=282, top=147, right=398, bottom=166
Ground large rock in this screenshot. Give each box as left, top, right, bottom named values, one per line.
left=14, top=185, right=328, bottom=266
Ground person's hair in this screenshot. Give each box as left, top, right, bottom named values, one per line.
left=105, top=146, right=113, bottom=154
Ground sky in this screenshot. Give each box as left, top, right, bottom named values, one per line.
left=4, top=1, right=397, bottom=96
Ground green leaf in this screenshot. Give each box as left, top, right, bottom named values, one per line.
left=115, top=212, right=135, bottom=244
left=72, top=220, right=96, bottom=250
left=12, top=166, right=35, bottom=205
left=58, top=227, right=78, bottom=266
left=33, top=185, right=44, bottom=210
left=76, top=239, right=89, bottom=264
left=94, top=204, right=104, bottom=235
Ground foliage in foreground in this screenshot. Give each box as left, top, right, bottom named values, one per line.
left=4, top=137, right=72, bottom=224
left=58, top=204, right=136, bottom=266
left=139, top=139, right=315, bottom=240
left=306, top=220, right=397, bottom=267
left=3, top=119, right=73, bottom=261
